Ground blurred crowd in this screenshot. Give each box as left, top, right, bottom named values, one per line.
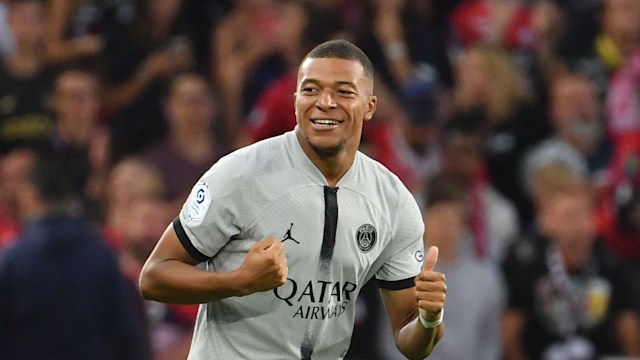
left=0, top=0, right=639, bottom=359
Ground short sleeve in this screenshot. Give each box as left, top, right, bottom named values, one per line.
left=375, top=191, right=424, bottom=289
left=177, top=157, right=246, bottom=259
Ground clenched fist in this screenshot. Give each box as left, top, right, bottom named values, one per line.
left=238, top=237, right=288, bottom=295
left=415, top=246, right=447, bottom=322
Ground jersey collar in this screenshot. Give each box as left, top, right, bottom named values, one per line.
left=285, top=127, right=359, bottom=187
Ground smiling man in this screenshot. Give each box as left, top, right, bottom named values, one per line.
left=139, top=39, right=446, bottom=359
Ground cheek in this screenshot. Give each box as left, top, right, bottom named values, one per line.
left=347, top=104, right=368, bottom=123
left=294, top=97, right=312, bottom=117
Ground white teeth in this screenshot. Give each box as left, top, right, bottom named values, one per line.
left=312, top=119, right=339, bottom=125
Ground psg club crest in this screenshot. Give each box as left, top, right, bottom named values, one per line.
left=356, top=224, right=376, bottom=253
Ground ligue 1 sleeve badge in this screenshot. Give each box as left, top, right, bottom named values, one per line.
left=356, top=224, right=376, bottom=253
left=186, top=182, right=210, bottom=224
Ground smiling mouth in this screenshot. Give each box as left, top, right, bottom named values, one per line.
left=311, top=119, right=340, bottom=126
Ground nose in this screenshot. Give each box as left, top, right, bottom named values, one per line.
left=316, top=89, right=337, bottom=110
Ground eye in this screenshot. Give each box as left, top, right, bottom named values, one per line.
left=300, top=83, right=319, bottom=95
left=300, top=86, right=319, bottom=94
left=337, top=89, right=355, bottom=96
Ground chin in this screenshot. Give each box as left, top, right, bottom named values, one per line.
left=310, top=142, right=343, bottom=157
left=565, top=248, right=591, bottom=269
left=307, top=136, right=346, bottom=155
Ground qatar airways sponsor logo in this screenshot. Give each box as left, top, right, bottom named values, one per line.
left=273, top=278, right=358, bottom=320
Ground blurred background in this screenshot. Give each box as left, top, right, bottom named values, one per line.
left=0, top=0, right=639, bottom=359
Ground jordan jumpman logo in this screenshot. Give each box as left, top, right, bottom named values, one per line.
left=282, top=223, right=299, bottom=244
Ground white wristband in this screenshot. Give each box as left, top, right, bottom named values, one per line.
left=419, top=309, right=444, bottom=329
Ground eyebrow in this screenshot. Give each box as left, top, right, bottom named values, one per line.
left=300, top=78, right=358, bottom=89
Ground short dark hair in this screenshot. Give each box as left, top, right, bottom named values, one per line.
left=29, top=149, right=84, bottom=204
left=424, top=171, right=470, bottom=208
left=303, top=39, right=374, bottom=83
left=165, top=69, right=214, bottom=98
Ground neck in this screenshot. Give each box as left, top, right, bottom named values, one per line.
left=295, top=130, right=356, bottom=187
left=58, top=124, right=92, bottom=147
left=315, top=154, right=353, bottom=187
left=171, top=129, right=213, bottom=163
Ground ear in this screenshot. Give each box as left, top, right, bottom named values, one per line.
left=364, top=95, right=377, bottom=122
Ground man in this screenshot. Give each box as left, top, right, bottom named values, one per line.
left=0, top=150, right=149, bottom=359
left=502, top=163, right=640, bottom=360
left=139, top=39, right=447, bottom=359
left=141, top=70, right=228, bottom=214
left=0, top=0, right=56, bottom=154
left=522, top=73, right=611, bottom=196
left=49, top=67, right=111, bottom=202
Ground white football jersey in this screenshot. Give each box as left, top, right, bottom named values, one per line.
left=176, top=129, right=424, bottom=359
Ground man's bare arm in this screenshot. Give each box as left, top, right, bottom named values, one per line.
left=139, top=223, right=287, bottom=304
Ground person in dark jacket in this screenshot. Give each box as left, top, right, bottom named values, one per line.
left=0, top=149, right=150, bottom=360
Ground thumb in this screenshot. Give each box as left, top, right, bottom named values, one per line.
left=422, top=246, right=439, bottom=271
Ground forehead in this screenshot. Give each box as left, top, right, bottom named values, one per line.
left=297, top=57, right=368, bottom=87
left=56, top=72, right=98, bottom=91
left=553, top=77, right=592, bottom=96
left=173, top=75, right=207, bottom=90
left=549, top=192, right=593, bottom=211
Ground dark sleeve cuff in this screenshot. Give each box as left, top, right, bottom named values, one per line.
left=173, top=217, right=209, bottom=263
left=376, top=276, right=416, bottom=290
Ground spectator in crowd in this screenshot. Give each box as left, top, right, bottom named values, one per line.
left=0, top=0, right=56, bottom=154
left=103, top=155, right=199, bottom=359
left=140, top=70, right=228, bottom=213
left=102, top=156, right=166, bottom=252
left=117, top=196, right=197, bottom=360
left=103, top=0, right=195, bottom=160
left=49, top=66, right=110, bottom=203
left=0, top=149, right=150, bottom=360
left=501, top=163, right=640, bottom=360
left=522, top=72, right=612, bottom=196
left=449, top=43, right=551, bottom=226
left=439, top=116, right=519, bottom=262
